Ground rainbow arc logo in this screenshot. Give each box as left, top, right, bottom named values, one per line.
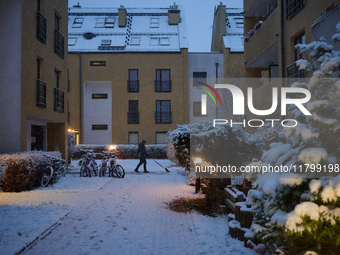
left=196, top=82, right=222, bottom=115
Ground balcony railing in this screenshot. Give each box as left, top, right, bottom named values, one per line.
left=54, top=29, right=64, bottom=59
left=127, top=111, right=140, bottom=124
left=155, top=80, right=171, bottom=92
left=36, top=79, right=46, bottom=108
left=127, top=80, right=139, bottom=92
left=286, top=0, right=305, bottom=20
left=286, top=62, right=305, bottom=79
left=155, top=111, right=172, bottom=124
left=54, top=87, right=64, bottom=113
left=37, top=11, right=46, bottom=44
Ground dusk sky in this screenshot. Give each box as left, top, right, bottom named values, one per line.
left=68, top=0, right=243, bottom=52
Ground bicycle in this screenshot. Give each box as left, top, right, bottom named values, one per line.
left=41, top=154, right=66, bottom=187
left=99, top=151, right=125, bottom=178
left=80, top=152, right=98, bottom=177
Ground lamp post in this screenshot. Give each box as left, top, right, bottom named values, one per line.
left=194, top=157, right=202, bottom=194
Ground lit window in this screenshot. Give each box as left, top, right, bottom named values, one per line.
left=95, top=18, right=105, bottom=28
left=160, top=37, right=170, bottom=46
left=72, top=18, right=84, bottom=28
left=90, top=61, right=106, bottom=66
left=150, top=18, right=159, bottom=28
left=68, top=37, right=77, bottom=46
left=101, top=39, right=111, bottom=45
left=130, top=37, right=141, bottom=46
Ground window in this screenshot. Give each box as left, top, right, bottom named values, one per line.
left=54, top=70, right=59, bottom=88
left=193, top=72, right=207, bottom=86
left=155, top=69, right=171, bottom=92
left=68, top=37, right=77, bottom=46
left=286, top=0, right=305, bottom=20
left=72, top=18, right=84, bottom=28
left=90, top=61, right=106, bottom=66
left=128, top=100, right=139, bottom=124
left=193, top=102, right=202, bottom=116
left=104, top=17, right=115, bottom=28
left=156, top=132, right=168, bottom=144
left=269, top=65, right=279, bottom=81
left=128, top=132, right=139, bottom=144
left=92, top=94, right=108, bottom=99
left=159, top=37, right=170, bottom=46
left=54, top=70, right=64, bottom=113
left=128, top=69, right=139, bottom=92
left=37, top=58, right=41, bottom=79
left=155, top=100, right=171, bottom=124
left=54, top=13, right=64, bottom=58
left=36, top=58, right=46, bottom=108
left=130, top=37, right=141, bottom=46
left=101, top=39, right=111, bottom=46
left=294, top=31, right=305, bottom=61
left=150, top=37, right=159, bottom=46
left=150, top=18, right=159, bottom=28
left=92, top=125, right=108, bottom=130
left=95, top=18, right=105, bottom=28
left=37, top=8, right=46, bottom=44
left=235, top=18, right=244, bottom=28
left=55, top=13, right=60, bottom=31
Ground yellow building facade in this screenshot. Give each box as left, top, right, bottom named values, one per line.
left=67, top=5, right=189, bottom=145
left=0, top=0, right=68, bottom=158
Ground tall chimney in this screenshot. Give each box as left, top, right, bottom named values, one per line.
left=168, top=2, right=180, bottom=25
left=118, top=5, right=127, bottom=27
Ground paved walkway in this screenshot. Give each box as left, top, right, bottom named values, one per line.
left=16, top=160, right=254, bottom=255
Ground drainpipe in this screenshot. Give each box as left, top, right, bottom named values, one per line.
left=78, top=52, right=82, bottom=143
left=280, top=0, right=285, bottom=80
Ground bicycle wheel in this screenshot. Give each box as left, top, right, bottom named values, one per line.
left=87, top=166, right=92, bottom=178
left=93, top=161, right=99, bottom=176
left=59, top=165, right=67, bottom=177
left=80, top=162, right=86, bottom=177
left=115, top=165, right=125, bottom=178
left=41, top=166, right=53, bottom=187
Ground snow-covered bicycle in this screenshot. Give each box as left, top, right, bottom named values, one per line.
left=80, top=152, right=98, bottom=177
left=99, top=151, right=125, bottom=178
left=41, top=154, right=66, bottom=187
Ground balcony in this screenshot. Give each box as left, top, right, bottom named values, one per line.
left=286, top=62, right=305, bottom=79
left=127, top=80, right=139, bottom=92
left=54, top=87, right=64, bottom=113
left=245, top=7, right=279, bottom=69
left=286, top=0, right=305, bottom=20
left=155, top=111, right=172, bottom=124
left=155, top=80, right=171, bottom=92
left=54, top=29, right=64, bottom=59
left=127, top=111, right=139, bottom=124
left=245, top=0, right=277, bottom=17
left=36, top=11, right=46, bottom=44
left=36, top=79, right=46, bottom=108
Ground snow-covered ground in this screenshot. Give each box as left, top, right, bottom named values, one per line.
left=0, top=159, right=256, bottom=255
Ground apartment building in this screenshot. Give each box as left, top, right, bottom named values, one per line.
left=243, top=0, right=339, bottom=119
left=0, top=0, right=68, bottom=158
left=67, top=4, right=189, bottom=145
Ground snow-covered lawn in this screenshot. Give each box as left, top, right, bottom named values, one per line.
left=0, top=159, right=255, bottom=255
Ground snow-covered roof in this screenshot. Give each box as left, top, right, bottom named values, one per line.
left=223, top=8, right=244, bottom=52
left=68, top=6, right=188, bottom=53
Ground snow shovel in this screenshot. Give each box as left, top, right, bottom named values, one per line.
left=153, top=159, right=170, bottom=172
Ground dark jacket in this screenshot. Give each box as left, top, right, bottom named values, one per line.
left=137, top=143, right=147, bottom=159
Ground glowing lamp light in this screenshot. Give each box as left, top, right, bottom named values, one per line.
left=109, top=145, right=116, bottom=151
left=194, top=157, right=202, bottom=164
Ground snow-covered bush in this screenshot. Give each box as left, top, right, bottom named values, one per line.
left=0, top=151, right=61, bottom=192
left=167, top=124, right=190, bottom=167
left=118, top=144, right=167, bottom=159
left=190, top=121, right=263, bottom=167
left=68, top=132, right=76, bottom=160
left=248, top=23, right=340, bottom=254
left=73, top=144, right=167, bottom=159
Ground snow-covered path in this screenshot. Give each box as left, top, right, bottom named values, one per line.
left=1, top=160, right=255, bottom=255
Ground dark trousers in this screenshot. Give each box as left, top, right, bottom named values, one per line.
left=135, top=159, right=147, bottom=171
